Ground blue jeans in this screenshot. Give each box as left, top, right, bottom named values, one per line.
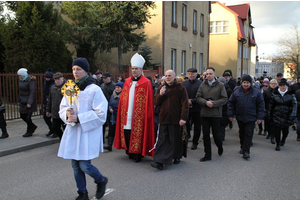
left=71, top=160, right=104, bottom=193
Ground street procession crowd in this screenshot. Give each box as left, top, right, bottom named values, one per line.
left=1, top=53, right=299, bottom=200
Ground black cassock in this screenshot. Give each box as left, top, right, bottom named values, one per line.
left=154, top=124, right=184, bottom=165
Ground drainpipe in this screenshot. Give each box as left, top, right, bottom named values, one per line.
left=162, top=1, right=165, bottom=74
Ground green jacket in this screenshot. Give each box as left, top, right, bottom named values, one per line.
left=196, top=78, right=228, bottom=118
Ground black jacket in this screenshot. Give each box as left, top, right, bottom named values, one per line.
left=182, top=79, right=202, bottom=112
left=43, top=79, right=55, bottom=109
left=289, top=83, right=300, bottom=94
left=100, top=81, right=116, bottom=102
left=269, top=87, right=297, bottom=128
left=295, top=89, right=300, bottom=118
left=46, top=81, right=65, bottom=119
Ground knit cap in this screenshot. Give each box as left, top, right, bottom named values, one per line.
left=17, top=68, right=28, bottom=76
left=242, top=75, right=252, bottom=83
left=72, top=57, right=90, bottom=72
left=45, top=68, right=53, bottom=78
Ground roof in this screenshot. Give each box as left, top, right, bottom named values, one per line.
left=227, top=3, right=250, bottom=20
left=214, top=2, right=255, bottom=45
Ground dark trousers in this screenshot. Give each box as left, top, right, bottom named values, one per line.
left=258, top=118, right=267, bottom=131
left=43, top=110, right=52, bottom=133
left=103, top=111, right=111, bottom=142
left=186, top=112, right=201, bottom=145
left=107, top=123, right=116, bottom=146
left=237, top=121, right=255, bottom=153
left=154, top=124, right=183, bottom=165
left=201, top=117, right=222, bottom=159
left=124, top=130, right=143, bottom=161
left=20, top=112, right=36, bottom=133
left=273, top=125, right=289, bottom=146
left=52, top=118, right=65, bottom=139
left=266, top=120, right=274, bottom=138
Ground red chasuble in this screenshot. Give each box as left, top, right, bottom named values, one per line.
left=114, top=75, right=155, bottom=157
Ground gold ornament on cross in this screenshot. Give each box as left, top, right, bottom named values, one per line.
left=61, top=79, right=80, bottom=126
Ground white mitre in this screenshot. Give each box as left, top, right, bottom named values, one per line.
left=131, top=53, right=145, bottom=68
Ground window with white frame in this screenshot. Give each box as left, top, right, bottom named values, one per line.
left=199, top=53, right=203, bottom=73
left=200, top=14, right=204, bottom=34
left=192, top=52, right=196, bottom=68
left=193, top=10, right=197, bottom=32
left=172, top=1, right=177, bottom=24
left=210, top=21, right=229, bottom=34
left=182, top=4, right=187, bottom=28
left=171, top=49, right=176, bottom=71
left=181, top=51, right=186, bottom=74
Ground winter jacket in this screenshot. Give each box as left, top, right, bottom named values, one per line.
left=108, top=90, right=121, bottom=124
left=295, top=89, right=300, bottom=118
left=196, top=78, right=228, bottom=118
left=221, top=84, right=232, bottom=126
left=43, top=79, right=55, bottom=109
left=228, top=86, right=265, bottom=123
left=0, top=100, right=6, bottom=128
left=262, top=86, right=274, bottom=119
left=19, top=75, right=37, bottom=114
left=46, top=81, right=65, bottom=119
left=100, top=81, right=116, bottom=102
left=153, top=79, right=189, bottom=125
left=182, top=79, right=202, bottom=112
left=269, top=87, right=297, bottom=128
left=289, top=82, right=300, bottom=94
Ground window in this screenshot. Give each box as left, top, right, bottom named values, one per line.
left=181, top=51, right=186, bottom=74
left=171, top=49, right=176, bottom=71
left=182, top=4, right=187, bottom=30
left=193, top=10, right=197, bottom=34
left=192, top=52, right=196, bottom=68
left=210, top=21, right=229, bottom=34
left=199, top=53, right=203, bottom=73
left=171, top=1, right=177, bottom=27
left=200, top=14, right=204, bottom=35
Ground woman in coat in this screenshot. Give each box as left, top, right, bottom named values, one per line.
left=269, top=78, right=297, bottom=151
left=17, top=68, right=37, bottom=137
left=263, top=79, right=278, bottom=144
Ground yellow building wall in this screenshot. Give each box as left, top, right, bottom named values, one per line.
left=163, top=1, right=210, bottom=76
left=209, top=2, right=239, bottom=77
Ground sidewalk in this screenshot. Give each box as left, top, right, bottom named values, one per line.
left=0, top=116, right=60, bottom=157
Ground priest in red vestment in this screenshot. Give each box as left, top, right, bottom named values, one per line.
left=114, top=53, right=155, bottom=162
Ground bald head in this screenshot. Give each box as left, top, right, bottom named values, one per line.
left=165, top=70, right=176, bottom=85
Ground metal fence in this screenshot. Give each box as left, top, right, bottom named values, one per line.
left=0, top=73, right=73, bottom=120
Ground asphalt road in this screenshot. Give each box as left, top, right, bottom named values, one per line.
left=0, top=124, right=300, bottom=200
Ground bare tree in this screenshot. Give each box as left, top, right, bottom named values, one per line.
left=275, top=23, right=300, bottom=77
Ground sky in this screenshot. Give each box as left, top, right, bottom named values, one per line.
left=222, top=1, right=300, bottom=58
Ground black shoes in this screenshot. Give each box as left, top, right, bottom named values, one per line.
left=0, top=132, right=8, bottom=139
left=76, top=191, right=89, bottom=200
left=51, top=133, right=58, bottom=138
left=266, top=135, right=271, bottom=139
left=173, top=159, right=180, bottom=164
left=96, top=177, right=108, bottom=199
left=297, top=137, right=300, bottom=141
left=263, top=131, right=267, bottom=136
left=243, top=152, right=250, bottom=159
left=150, top=162, right=163, bottom=170
left=199, top=157, right=211, bottom=162
left=45, top=131, right=52, bottom=137
left=218, top=146, right=223, bottom=156
left=271, top=138, right=275, bottom=144
left=191, top=144, right=197, bottom=150
left=275, top=146, right=280, bottom=151
left=104, top=145, right=112, bottom=151
left=23, top=132, right=33, bottom=137
left=239, top=149, right=243, bottom=154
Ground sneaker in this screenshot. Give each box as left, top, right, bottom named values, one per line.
left=76, top=191, right=89, bottom=200
left=95, top=177, right=108, bottom=199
